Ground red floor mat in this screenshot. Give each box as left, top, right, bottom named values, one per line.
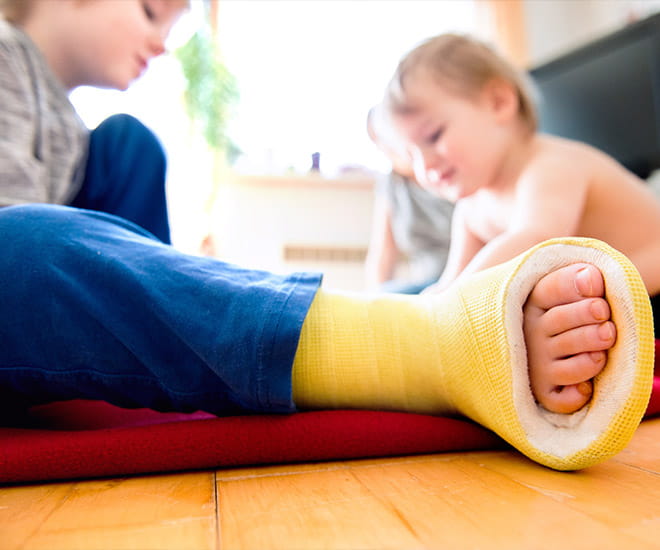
left=1, top=354, right=658, bottom=484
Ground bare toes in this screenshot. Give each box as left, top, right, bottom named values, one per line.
left=546, top=321, right=616, bottom=359
left=524, top=262, right=615, bottom=415
left=530, top=350, right=607, bottom=413
left=538, top=298, right=611, bottom=337
left=526, top=264, right=605, bottom=311
left=540, top=382, right=594, bottom=414
left=543, top=350, right=608, bottom=387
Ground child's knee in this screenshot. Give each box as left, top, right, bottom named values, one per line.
left=95, top=114, right=165, bottom=160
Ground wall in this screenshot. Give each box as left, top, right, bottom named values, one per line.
left=524, top=0, right=660, bottom=65
left=210, top=172, right=375, bottom=291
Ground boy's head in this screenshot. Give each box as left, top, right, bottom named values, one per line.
left=0, top=0, right=190, bottom=24
left=386, top=33, right=537, bottom=133
left=4, top=0, right=191, bottom=91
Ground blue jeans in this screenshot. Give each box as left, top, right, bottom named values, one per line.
left=71, top=114, right=172, bottom=244
left=0, top=205, right=321, bottom=416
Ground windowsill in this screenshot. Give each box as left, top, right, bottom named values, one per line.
left=226, top=171, right=376, bottom=190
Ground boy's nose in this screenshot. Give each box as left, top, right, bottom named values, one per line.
left=148, top=33, right=166, bottom=58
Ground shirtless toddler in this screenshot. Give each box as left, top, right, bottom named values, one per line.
left=381, top=33, right=660, bottom=415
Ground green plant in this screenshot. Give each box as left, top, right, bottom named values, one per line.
left=175, top=22, right=239, bottom=160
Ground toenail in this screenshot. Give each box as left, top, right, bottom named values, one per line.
left=598, top=322, right=614, bottom=341
left=575, top=267, right=593, bottom=296
left=590, top=299, right=608, bottom=320
left=577, top=381, right=593, bottom=397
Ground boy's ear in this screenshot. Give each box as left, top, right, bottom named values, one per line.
left=483, top=78, right=519, bottom=123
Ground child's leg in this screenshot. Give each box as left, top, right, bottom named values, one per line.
left=0, top=206, right=652, bottom=469
left=293, top=238, right=655, bottom=470
left=0, top=204, right=320, bottom=416
left=70, top=114, right=171, bottom=243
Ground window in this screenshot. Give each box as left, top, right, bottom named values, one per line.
left=69, top=0, right=481, bottom=248
left=70, top=0, right=481, bottom=175
left=216, top=0, right=479, bottom=175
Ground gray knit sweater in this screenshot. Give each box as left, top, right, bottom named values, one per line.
left=0, top=19, right=88, bottom=206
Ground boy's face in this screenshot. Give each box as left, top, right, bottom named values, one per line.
left=60, top=0, right=187, bottom=90
left=392, top=73, right=512, bottom=202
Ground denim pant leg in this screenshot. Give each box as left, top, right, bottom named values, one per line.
left=71, top=114, right=172, bottom=243
left=0, top=204, right=321, bottom=416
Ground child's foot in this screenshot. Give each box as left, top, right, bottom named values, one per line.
left=523, top=263, right=617, bottom=414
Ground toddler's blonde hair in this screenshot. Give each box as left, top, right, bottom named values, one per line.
left=386, top=33, right=538, bottom=132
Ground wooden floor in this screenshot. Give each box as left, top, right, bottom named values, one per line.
left=2, top=417, right=660, bottom=550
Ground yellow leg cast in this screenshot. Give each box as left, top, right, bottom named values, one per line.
left=292, top=237, right=655, bottom=470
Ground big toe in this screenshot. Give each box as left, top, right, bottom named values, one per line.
left=527, top=264, right=605, bottom=311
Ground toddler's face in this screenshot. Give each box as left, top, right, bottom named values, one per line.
left=392, top=74, right=508, bottom=202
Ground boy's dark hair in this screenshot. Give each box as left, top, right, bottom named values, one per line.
left=0, top=0, right=33, bottom=24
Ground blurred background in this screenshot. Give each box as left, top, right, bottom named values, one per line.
left=70, top=0, right=660, bottom=290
